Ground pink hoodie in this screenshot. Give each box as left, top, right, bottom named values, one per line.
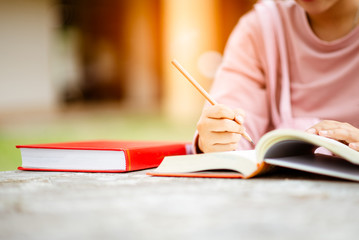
left=196, top=0, right=359, bottom=151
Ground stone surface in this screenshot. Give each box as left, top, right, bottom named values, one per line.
left=1, top=170, right=359, bottom=240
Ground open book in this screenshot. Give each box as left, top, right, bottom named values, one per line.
left=147, top=129, right=359, bottom=181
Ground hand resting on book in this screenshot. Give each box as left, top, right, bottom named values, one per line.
left=306, top=120, right=359, bottom=151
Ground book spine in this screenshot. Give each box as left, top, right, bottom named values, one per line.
left=125, top=144, right=188, bottom=171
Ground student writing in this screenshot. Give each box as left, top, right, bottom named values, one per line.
left=195, top=0, right=359, bottom=153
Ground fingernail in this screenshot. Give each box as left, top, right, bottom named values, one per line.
left=349, top=143, right=359, bottom=149
left=319, top=130, right=330, bottom=136
left=306, top=128, right=316, bottom=134
left=235, top=115, right=244, bottom=124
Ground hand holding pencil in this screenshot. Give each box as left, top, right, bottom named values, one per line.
left=171, top=59, right=254, bottom=153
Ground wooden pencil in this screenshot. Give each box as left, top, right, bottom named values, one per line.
left=171, top=59, right=254, bottom=145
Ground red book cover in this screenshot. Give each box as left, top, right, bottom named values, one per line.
left=16, top=140, right=190, bottom=172
left=146, top=172, right=244, bottom=178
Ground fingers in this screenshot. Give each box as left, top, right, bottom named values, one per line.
left=317, top=129, right=352, bottom=141
left=306, top=120, right=359, bottom=148
left=306, top=128, right=317, bottom=134
left=201, top=142, right=240, bottom=152
left=349, top=142, right=359, bottom=151
left=197, top=105, right=247, bottom=153
left=205, top=104, right=237, bottom=120
left=198, top=133, right=242, bottom=152
left=197, top=118, right=245, bottom=152
left=233, top=108, right=246, bottom=124
left=198, top=105, right=245, bottom=134
left=203, top=131, right=242, bottom=146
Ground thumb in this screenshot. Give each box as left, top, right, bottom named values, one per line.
left=233, top=108, right=246, bottom=124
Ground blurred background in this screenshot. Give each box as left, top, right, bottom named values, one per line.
left=0, top=0, right=255, bottom=171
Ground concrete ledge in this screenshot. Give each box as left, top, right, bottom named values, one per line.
left=1, top=170, right=359, bottom=240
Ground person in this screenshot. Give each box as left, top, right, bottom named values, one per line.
left=195, top=0, right=359, bottom=153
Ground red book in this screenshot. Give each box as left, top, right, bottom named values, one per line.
left=16, top=140, right=190, bottom=172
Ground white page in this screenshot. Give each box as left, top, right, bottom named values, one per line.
left=21, top=148, right=126, bottom=170
left=265, top=154, right=359, bottom=181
